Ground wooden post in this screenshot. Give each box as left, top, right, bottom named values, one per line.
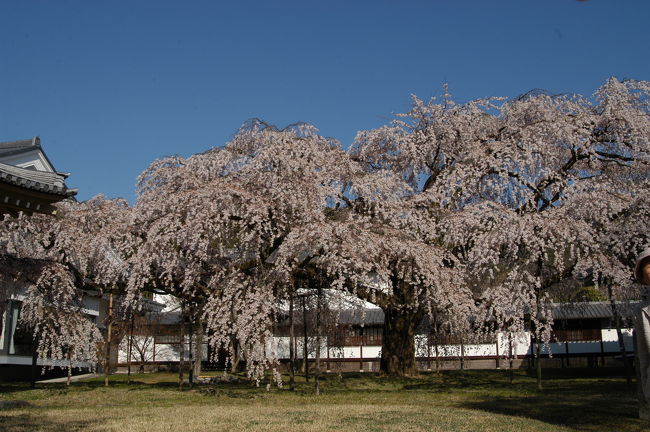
left=536, top=338, right=542, bottom=390
left=565, top=340, right=570, bottom=367
left=194, top=318, right=203, bottom=379
left=30, top=332, right=38, bottom=389
left=315, top=286, right=322, bottom=395
left=326, top=344, right=330, bottom=373
left=104, top=293, right=113, bottom=387
left=359, top=327, right=364, bottom=372
left=434, top=340, right=440, bottom=373
left=460, top=339, right=465, bottom=370
left=127, top=313, right=134, bottom=384
left=528, top=333, right=534, bottom=370
left=302, top=296, right=309, bottom=382
left=289, top=293, right=295, bottom=391
left=509, top=333, right=514, bottom=384
left=179, top=303, right=185, bottom=389
left=188, top=316, right=194, bottom=388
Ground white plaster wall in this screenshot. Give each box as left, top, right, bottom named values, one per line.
left=361, top=346, right=381, bottom=358
left=497, top=332, right=533, bottom=357
left=463, top=344, right=498, bottom=357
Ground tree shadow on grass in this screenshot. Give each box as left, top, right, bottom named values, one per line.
left=0, top=413, right=96, bottom=432
left=459, top=389, right=649, bottom=432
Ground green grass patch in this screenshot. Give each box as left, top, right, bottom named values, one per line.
left=0, top=368, right=647, bottom=431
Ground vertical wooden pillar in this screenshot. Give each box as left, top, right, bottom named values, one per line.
left=565, top=341, right=570, bottom=367
left=302, top=296, right=309, bottom=382
left=104, top=293, right=113, bottom=387
left=359, top=327, right=364, bottom=372
left=179, top=303, right=185, bottom=389
left=289, top=294, right=295, bottom=391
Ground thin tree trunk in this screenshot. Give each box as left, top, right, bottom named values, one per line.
left=289, top=293, right=296, bottom=391
left=179, top=303, right=185, bottom=389
left=608, top=285, right=633, bottom=386
left=104, top=293, right=113, bottom=387
left=67, top=349, right=73, bottom=386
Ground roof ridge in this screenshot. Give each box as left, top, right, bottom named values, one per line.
left=0, top=137, right=39, bottom=149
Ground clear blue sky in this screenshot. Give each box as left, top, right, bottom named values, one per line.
left=1, top=1, right=648, bottom=203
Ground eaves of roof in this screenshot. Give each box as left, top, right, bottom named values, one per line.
left=0, top=161, right=77, bottom=197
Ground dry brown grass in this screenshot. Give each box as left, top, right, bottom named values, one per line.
left=1, top=369, right=648, bottom=432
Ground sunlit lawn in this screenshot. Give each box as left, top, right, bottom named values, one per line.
left=1, top=368, right=648, bottom=431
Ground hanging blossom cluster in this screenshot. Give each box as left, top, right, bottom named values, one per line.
left=1, top=78, right=648, bottom=378
left=128, top=120, right=372, bottom=382
left=351, top=77, right=649, bottom=349
left=0, top=196, right=132, bottom=368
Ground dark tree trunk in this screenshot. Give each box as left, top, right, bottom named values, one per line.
left=230, top=338, right=241, bottom=373
left=67, top=349, right=73, bottom=386
left=380, top=306, right=421, bottom=377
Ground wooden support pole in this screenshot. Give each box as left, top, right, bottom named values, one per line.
left=289, top=293, right=295, bottom=391
left=179, top=302, right=185, bottom=389
left=127, top=313, right=134, bottom=384
left=302, top=296, right=309, bottom=382
left=104, top=293, right=113, bottom=387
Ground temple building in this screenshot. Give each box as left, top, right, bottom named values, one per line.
left=0, top=137, right=77, bottom=216
left=0, top=137, right=87, bottom=381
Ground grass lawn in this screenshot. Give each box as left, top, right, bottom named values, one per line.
left=1, top=368, right=648, bottom=431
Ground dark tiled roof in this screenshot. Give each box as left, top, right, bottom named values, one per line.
left=154, top=302, right=642, bottom=330
left=337, top=308, right=384, bottom=325
left=550, top=301, right=638, bottom=320
left=0, top=137, right=40, bottom=156
left=0, top=161, right=77, bottom=197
